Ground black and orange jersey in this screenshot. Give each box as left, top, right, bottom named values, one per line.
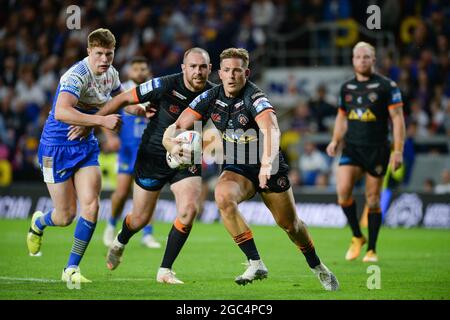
left=338, top=73, right=403, bottom=146
left=133, top=73, right=215, bottom=155
left=188, top=80, right=275, bottom=165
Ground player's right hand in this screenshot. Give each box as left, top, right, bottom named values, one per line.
left=326, top=141, right=339, bottom=157
left=170, top=138, right=193, bottom=164
left=102, top=114, right=122, bottom=132
left=67, top=125, right=92, bottom=141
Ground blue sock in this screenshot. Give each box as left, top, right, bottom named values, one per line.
left=66, top=216, right=96, bottom=269
left=142, top=224, right=153, bottom=236
left=35, top=210, right=55, bottom=232
left=380, top=188, right=392, bottom=223
left=108, top=216, right=118, bottom=227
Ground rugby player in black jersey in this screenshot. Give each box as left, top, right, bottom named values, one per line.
left=326, top=42, right=405, bottom=262
left=163, top=48, right=339, bottom=291
left=94, top=48, right=214, bottom=284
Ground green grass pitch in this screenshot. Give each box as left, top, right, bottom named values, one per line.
left=0, top=219, right=449, bottom=300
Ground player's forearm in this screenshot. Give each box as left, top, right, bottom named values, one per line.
left=98, top=90, right=137, bottom=116
left=261, top=127, right=280, bottom=166
left=163, top=124, right=178, bottom=154
left=392, top=113, right=405, bottom=153
left=55, top=104, right=104, bottom=127
left=124, top=104, right=144, bottom=116
left=331, top=111, right=347, bottom=143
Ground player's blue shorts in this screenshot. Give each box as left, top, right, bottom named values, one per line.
left=37, top=140, right=100, bottom=183
left=118, top=143, right=139, bottom=175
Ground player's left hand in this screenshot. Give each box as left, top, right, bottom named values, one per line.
left=67, top=125, right=92, bottom=141
left=144, top=105, right=157, bottom=119
left=390, top=151, right=403, bottom=171
left=258, top=164, right=272, bottom=189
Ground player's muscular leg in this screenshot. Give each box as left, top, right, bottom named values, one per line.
left=261, top=188, right=312, bottom=246
left=129, top=182, right=161, bottom=230
left=336, top=165, right=363, bottom=203
left=74, top=166, right=102, bottom=222
left=365, top=174, right=383, bottom=208
left=110, top=174, right=133, bottom=219
left=171, top=176, right=202, bottom=225
left=46, top=179, right=77, bottom=226
left=215, top=171, right=255, bottom=236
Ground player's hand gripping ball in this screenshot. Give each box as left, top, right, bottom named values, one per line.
left=166, top=130, right=202, bottom=169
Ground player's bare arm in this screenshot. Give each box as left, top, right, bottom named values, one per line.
left=389, top=106, right=406, bottom=171
left=255, top=110, right=279, bottom=189
left=55, top=91, right=121, bottom=131
left=326, top=109, right=348, bottom=157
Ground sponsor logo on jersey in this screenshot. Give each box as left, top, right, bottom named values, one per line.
left=348, top=108, right=377, bottom=121
left=139, top=80, right=153, bottom=95
left=251, top=92, right=265, bottom=100
left=366, top=83, right=380, bottom=89
left=211, top=113, right=221, bottom=122
left=346, top=84, right=357, bottom=90
left=234, top=101, right=244, bottom=108
left=215, top=99, right=228, bottom=108
left=392, top=88, right=402, bottom=103
left=169, top=105, right=180, bottom=114
left=253, top=97, right=272, bottom=113
left=172, top=90, right=187, bottom=100
left=357, top=96, right=363, bottom=104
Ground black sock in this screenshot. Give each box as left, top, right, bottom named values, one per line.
left=117, top=216, right=138, bottom=245
left=234, top=230, right=260, bottom=261
left=341, top=200, right=363, bottom=238
left=368, top=210, right=382, bottom=251
left=160, top=224, right=191, bottom=269
left=300, top=241, right=321, bottom=268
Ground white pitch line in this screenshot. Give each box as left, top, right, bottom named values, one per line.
left=0, top=276, right=151, bottom=283
left=0, top=276, right=59, bottom=283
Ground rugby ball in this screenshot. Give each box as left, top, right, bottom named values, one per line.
left=166, top=130, right=202, bottom=169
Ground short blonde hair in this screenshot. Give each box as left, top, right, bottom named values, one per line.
left=88, top=28, right=116, bottom=49
left=220, top=48, right=249, bottom=68
left=353, top=41, right=375, bottom=57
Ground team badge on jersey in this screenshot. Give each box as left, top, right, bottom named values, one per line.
left=368, top=92, right=378, bottom=103
left=238, top=114, right=249, bottom=126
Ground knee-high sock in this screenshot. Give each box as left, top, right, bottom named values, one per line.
left=66, top=217, right=96, bottom=268
left=233, top=230, right=260, bottom=261
left=368, top=208, right=382, bottom=251
left=299, top=240, right=321, bottom=268
left=117, top=215, right=139, bottom=245
left=160, top=218, right=191, bottom=269
left=34, top=210, right=55, bottom=232
left=340, top=199, right=363, bottom=238
left=142, top=224, right=153, bottom=236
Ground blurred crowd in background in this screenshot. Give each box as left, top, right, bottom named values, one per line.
left=0, top=0, right=449, bottom=193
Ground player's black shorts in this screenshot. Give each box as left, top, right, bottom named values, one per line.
left=339, top=142, right=390, bottom=177
left=222, top=153, right=291, bottom=193
left=134, top=149, right=201, bottom=191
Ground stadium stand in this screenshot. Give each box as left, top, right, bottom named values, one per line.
left=0, top=0, right=448, bottom=194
